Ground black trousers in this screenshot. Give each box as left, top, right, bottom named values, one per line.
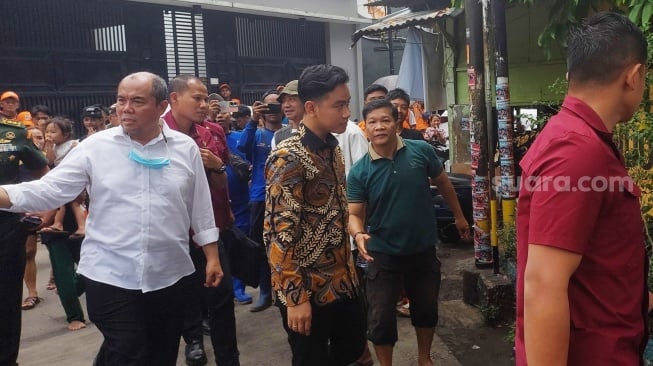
left=86, top=275, right=190, bottom=366
left=182, top=241, right=239, bottom=366
left=0, top=213, right=27, bottom=366
left=278, top=298, right=367, bottom=366
left=249, top=201, right=271, bottom=296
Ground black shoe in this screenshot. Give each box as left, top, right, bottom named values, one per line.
left=202, top=318, right=211, bottom=335
left=249, top=296, right=272, bottom=312
left=185, top=340, right=207, bottom=366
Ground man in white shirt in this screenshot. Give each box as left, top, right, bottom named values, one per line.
left=0, top=72, right=223, bottom=366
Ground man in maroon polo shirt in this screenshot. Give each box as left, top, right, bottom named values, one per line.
left=164, top=75, right=240, bottom=366
left=516, top=12, right=651, bottom=365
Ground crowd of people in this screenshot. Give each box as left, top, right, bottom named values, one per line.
left=2, top=10, right=651, bottom=366
left=0, top=63, right=468, bottom=366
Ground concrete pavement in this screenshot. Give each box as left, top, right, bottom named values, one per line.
left=18, top=244, right=463, bottom=366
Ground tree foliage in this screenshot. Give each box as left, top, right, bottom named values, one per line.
left=450, top=0, right=653, bottom=59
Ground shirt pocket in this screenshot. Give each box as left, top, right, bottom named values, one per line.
left=155, top=166, right=193, bottom=197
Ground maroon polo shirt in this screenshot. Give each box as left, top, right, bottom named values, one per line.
left=162, top=112, right=233, bottom=230
left=515, top=96, right=647, bottom=365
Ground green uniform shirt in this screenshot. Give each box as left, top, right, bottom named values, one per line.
left=347, top=138, right=443, bottom=255
left=0, top=118, right=48, bottom=185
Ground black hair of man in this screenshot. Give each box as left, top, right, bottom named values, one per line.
left=364, top=84, right=388, bottom=100
left=362, top=99, right=399, bottom=122
left=168, top=75, right=203, bottom=99
left=261, top=89, right=279, bottom=101
left=30, top=104, right=51, bottom=117
left=298, top=64, right=349, bottom=103
left=567, top=12, right=647, bottom=86
left=386, top=88, right=410, bottom=105
left=150, top=74, right=168, bottom=104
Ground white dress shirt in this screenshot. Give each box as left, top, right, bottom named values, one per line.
left=3, top=123, right=219, bottom=292
left=333, top=121, right=369, bottom=250
left=333, top=121, right=368, bottom=176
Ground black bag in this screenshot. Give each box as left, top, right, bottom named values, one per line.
left=229, top=153, right=252, bottom=183
left=221, top=226, right=265, bottom=288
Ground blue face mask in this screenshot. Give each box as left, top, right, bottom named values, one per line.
left=128, top=149, right=170, bottom=169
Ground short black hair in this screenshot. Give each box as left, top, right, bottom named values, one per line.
left=45, top=116, right=74, bottom=140
left=261, top=90, right=279, bottom=101
left=168, top=75, right=204, bottom=98
left=567, top=12, right=647, bottom=85
left=30, top=104, right=51, bottom=117
left=364, top=84, right=388, bottom=99
left=234, top=104, right=251, bottom=117
left=363, top=99, right=399, bottom=122
left=386, top=88, right=410, bottom=105
left=298, top=64, right=349, bottom=102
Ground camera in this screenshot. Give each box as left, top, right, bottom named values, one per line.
left=266, top=103, right=282, bottom=114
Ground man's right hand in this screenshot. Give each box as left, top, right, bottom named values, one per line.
left=287, top=301, right=312, bottom=336
left=355, top=232, right=373, bottom=262
left=208, top=100, right=221, bottom=121
left=251, top=101, right=268, bottom=122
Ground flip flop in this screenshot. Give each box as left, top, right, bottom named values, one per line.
left=21, top=296, right=41, bottom=310
left=37, top=227, right=70, bottom=237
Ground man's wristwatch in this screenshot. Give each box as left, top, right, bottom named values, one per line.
left=210, top=166, right=226, bottom=174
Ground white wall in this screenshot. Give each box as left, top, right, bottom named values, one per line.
left=326, top=22, right=364, bottom=121
left=132, top=0, right=371, bottom=24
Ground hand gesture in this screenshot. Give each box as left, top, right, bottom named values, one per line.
left=200, top=148, right=224, bottom=170
left=287, top=301, right=312, bottom=336
left=208, top=100, right=221, bottom=121
left=251, top=101, right=268, bottom=122
left=355, top=232, right=373, bottom=262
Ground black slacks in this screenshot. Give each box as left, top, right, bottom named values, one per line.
left=278, top=298, right=367, bottom=366
left=0, top=212, right=27, bottom=366
left=86, top=275, right=190, bottom=366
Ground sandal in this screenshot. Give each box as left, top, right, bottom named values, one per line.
left=46, top=277, right=57, bottom=291
left=21, top=296, right=41, bottom=310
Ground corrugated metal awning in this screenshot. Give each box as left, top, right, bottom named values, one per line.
left=351, top=7, right=462, bottom=45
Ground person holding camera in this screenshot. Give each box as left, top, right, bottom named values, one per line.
left=237, top=90, right=283, bottom=312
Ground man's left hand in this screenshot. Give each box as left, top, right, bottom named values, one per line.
left=200, top=148, right=224, bottom=171
left=205, top=259, right=224, bottom=287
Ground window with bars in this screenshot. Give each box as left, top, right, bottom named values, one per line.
left=93, top=25, right=126, bottom=52
left=163, top=10, right=207, bottom=79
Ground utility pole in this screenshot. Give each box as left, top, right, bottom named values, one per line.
left=387, top=6, right=395, bottom=74
left=491, top=0, right=516, bottom=229
left=465, top=0, right=493, bottom=268
left=481, top=0, right=500, bottom=273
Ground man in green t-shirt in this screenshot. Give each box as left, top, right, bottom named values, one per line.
left=347, top=99, right=470, bottom=366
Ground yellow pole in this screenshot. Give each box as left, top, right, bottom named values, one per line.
left=502, top=199, right=516, bottom=225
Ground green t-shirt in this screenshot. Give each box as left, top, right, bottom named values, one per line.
left=347, top=138, right=443, bottom=255
left=0, top=119, right=48, bottom=184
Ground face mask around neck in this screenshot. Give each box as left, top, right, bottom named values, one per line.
left=128, top=148, right=170, bottom=169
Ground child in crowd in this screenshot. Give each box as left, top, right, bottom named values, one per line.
left=28, top=127, right=45, bottom=150
left=424, top=113, right=447, bottom=144
left=39, top=117, right=86, bottom=240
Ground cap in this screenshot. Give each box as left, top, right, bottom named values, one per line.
left=234, top=104, right=251, bottom=117
left=208, top=93, right=224, bottom=102
left=1, top=91, right=19, bottom=101
left=108, top=103, right=117, bottom=115
left=82, top=105, right=104, bottom=119
left=16, top=111, right=34, bottom=128
left=278, top=80, right=299, bottom=103
left=219, top=83, right=231, bottom=91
